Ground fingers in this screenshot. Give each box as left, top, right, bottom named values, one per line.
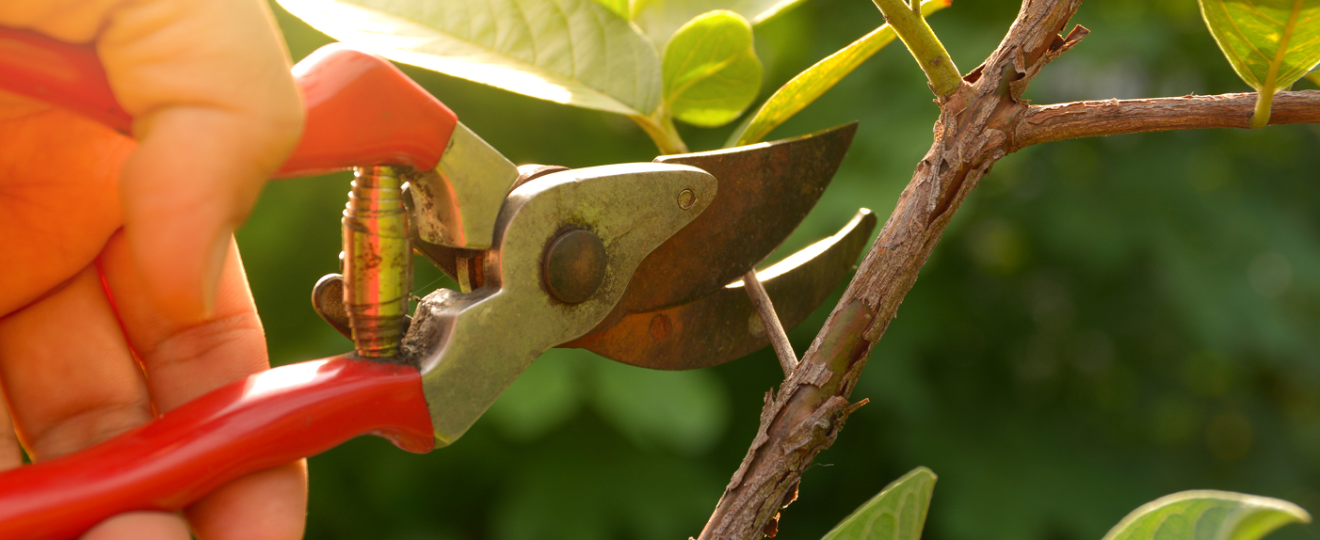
left=0, top=104, right=133, bottom=317
left=183, top=462, right=308, bottom=540
left=0, top=386, right=20, bottom=471
left=4, top=0, right=303, bottom=322
left=88, top=0, right=302, bottom=323
left=83, top=513, right=191, bottom=540
left=100, top=231, right=307, bottom=540
left=0, top=264, right=152, bottom=461
left=0, top=262, right=191, bottom=539
left=0, top=1, right=121, bottom=42
left=99, top=232, right=269, bottom=407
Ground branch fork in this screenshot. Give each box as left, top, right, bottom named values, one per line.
left=700, top=1, right=1320, bottom=538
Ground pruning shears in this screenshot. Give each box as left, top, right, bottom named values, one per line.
left=0, top=26, right=874, bottom=540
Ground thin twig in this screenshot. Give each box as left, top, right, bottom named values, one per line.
left=870, top=0, right=961, bottom=97
left=742, top=270, right=798, bottom=377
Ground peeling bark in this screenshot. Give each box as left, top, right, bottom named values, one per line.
left=1012, top=91, right=1320, bottom=149
left=700, top=1, right=1320, bottom=539
left=699, top=1, right=1087, bottom=538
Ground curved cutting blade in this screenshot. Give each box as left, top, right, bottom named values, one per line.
left=611, top=122, right=858, bottom=321
left=410, top=123, right=859, bottom=340
left=564, top=208, right=876, bottom=370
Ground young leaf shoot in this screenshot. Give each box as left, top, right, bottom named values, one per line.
left=728, top=0, right=950, bottom=147
left=662, top=10, right=765, bottom=128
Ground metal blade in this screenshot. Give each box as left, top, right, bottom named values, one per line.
left=607, top=122, right=857, bottom=325
left=410, top=123, right=858, bottom=333
left=563, top=208, right=876, bottom=370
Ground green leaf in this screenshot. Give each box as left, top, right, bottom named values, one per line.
left=662, top=10, right=763, bottom=127
left=634, top=0, right=810, bottom=47
left=820, top=467, right=937, bottom=540
left=592, top=0, right=631, bottom=18
left=727, top=0, right=950, bottom=147
left=277, top=0, right=662, bottom=116
left=591, top=0, right=655, bottom=19
left=1196, top=0, right=1320, bottom=127
left=1101, top=490, right=1312, bottom=540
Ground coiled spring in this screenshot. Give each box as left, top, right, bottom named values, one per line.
left=342, top=166, right=411, bottom=357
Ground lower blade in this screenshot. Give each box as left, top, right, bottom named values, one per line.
left=564, top=208, right=877, bottom=370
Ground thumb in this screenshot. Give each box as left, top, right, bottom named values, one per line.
left=101, top=0, right=303, bottom=322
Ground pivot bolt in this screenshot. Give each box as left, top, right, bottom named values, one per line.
left=677, top=188, right=697, bottom=209
left=542, top=229, right=607, bottom=304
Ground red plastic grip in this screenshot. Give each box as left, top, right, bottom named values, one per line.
left=281, top=44, right=457, bottom=177
left=0, top=26, right=458, bottom=177
left=0, top=357, right=435, bottom=540
left=0, top=27, right=132, bottom=133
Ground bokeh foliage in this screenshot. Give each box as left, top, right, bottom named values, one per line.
left=240, top=0, right=1320, bottom=538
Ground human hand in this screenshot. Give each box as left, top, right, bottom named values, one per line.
left=0, top=0, right=306, bottom=538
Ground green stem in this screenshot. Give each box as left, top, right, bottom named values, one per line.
left=630, top=112, right=689, bottom=155
left=1251, top=90, right=1275, bottom=130
left=871, top=0, right=960, bottom=98
left=1252, top=0, right=1303, bottom=129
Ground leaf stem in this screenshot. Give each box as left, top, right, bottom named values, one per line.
left=727, top=0, right=951, bottom=147
left=1251, top=90, right=1275, bottom=129
left=630, top=112, right=690, bottom=155
left=870, top=0, right=960, bottom=98
left=1251, top=0, right=1304, bottom=129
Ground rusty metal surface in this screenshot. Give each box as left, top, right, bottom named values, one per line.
left=542, top=229, right=608, bottom=304
left=564, top=208, right=876, bottom=370
left=311, top=273, right=352, bottom=339
left=402, top=164, right=716, bottom=446
left=406, top=123, right=520, bottom=250
left=604, top=122, right=857, bottom=328
left=409, top=125, right=855, bottom=325
left=411, top=165, right=566, bottom=283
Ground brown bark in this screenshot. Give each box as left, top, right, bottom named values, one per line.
left=1013, top=91, right=1320, bottom=149
left=701, top=1, right=1320, bottom=539
left=698, top=1, right=1087, bottom=538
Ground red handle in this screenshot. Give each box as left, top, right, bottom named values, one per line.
left=0, top=357, right=435, bottom=540
left=0, top=26, right=458, bottom=177
left=0, top=26, right=131, bottom=132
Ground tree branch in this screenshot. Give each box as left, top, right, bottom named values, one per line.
left=701, top=1, right=1320, bottom=539
left=1011, top=90, right=1320, bottom=149
left=698, top=1, right=1086, bottom=539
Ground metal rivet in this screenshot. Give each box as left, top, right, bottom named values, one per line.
left=677, top=188, right=696, bottom=209
left=542, top=229, right=607, bottom=304
left=649, top=313, right=673, bottom=340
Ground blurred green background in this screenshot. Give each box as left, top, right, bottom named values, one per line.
left=241, top=0, right=1320, bottom=538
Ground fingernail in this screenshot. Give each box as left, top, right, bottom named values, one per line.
left=202, top=227, right=233, bottom=319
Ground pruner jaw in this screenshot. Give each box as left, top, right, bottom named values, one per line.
left=401, top=163, right=715, bottom=446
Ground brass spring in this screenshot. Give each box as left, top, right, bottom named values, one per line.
left=342, top=165, right=412, bottom=357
